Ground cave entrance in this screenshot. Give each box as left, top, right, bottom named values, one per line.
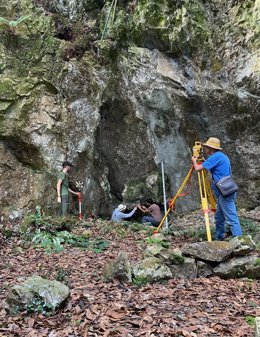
left=95, top=98, right=157, bottom=201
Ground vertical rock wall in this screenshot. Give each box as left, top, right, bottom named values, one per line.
left=0, top=0, right=259, bottom=217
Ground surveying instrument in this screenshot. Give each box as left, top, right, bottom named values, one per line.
left=155, top=141, right=216, bottom=241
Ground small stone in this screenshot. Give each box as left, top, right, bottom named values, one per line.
left=133, top=257, right=172, bottom=282
left=82, top=230, right=93, bottom=238
left=255, top=317, right=260, bottom=337
left=103, top=251, right=132, bottom=283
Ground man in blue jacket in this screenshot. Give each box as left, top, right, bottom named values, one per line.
left=111, top=204, right=137, bottom=223
left=192, top=137, right=242, bottom=240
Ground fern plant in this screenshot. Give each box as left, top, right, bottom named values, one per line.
left=0, top=15, right=31, bottom=33
left=32, top=230, right=109, bottom=253
left=101, top=0, right=118, bottom=40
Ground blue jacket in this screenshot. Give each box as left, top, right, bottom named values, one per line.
left=111, top=208, right=136, bottom=222
left=202, top=151, right=232, bottom=197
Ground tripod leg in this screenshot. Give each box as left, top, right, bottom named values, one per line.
left=204, top=172, right=216, bottom=212
left=198, top=171, right=212, bottom=242
left=154, top=166, right=194, bottom=233
left=154, top=207, right=172, bottom=234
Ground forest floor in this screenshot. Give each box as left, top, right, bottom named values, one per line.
left=0, top=208, right=260, bottom=337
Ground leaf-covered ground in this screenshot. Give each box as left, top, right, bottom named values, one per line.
left=0, top=214, right=260, bottom=337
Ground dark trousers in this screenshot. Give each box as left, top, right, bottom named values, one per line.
left=60, top=195, right=69, bottom=216
left=142, top=216, right=160, bottom=227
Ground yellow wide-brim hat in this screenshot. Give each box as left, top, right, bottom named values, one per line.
left=203, top=137, right=223, bottom=150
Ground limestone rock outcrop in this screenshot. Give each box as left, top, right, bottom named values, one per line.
left=0, top=0, right=259, bottom=217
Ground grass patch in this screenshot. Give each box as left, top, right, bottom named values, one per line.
left=20, top=213, right=75, bottom=236
left=240, top=218, right=260, bottom=237
left=244, top=315, right=255, bottom=326
left=145, top=236, right=170, bottom=248
left=132, top=276, right=149, bottom=287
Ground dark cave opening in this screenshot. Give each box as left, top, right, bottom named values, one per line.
left=94, top=98, right=157, bottom=200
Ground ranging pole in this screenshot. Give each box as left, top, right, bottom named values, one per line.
left=78, top=192, right=82, bottom=220
left=161, top=161, right=168, bottom=229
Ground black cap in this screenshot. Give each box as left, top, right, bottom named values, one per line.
left=62, top=160, right=72, bottom=168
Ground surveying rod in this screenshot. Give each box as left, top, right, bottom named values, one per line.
left=154, top=165, right=194, bottom=234
left=78, top=192, right=82, bottom=220
left=161, top=161, right=168, bottom=229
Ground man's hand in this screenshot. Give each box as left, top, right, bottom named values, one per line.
left=57, top=196, right=61, bottom=203
left=69, top=188, right=79, bottom=196
left=191, top=156, right=197, bottom=164
left=191, top=156, right=203, bottom=172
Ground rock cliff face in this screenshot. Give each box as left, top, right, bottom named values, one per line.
left=0, top=0, right=259, bottom=217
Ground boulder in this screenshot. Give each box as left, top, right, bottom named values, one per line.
left=7, top=275, right=70, bottom=313
left=103, top=251, right=132, bottom=283
left=144, top=245, right=185, bottom=265
left=170, top=257, right=197, bottom=279
left=122, top=172, right=166, bottom=204
left=229, top=235, right=256, bottom=256
left=133, top=257, right=172, bottom=283
left=144, top=244, right=164, bottom=258
left=213, top=256, right=260, bottom=279
left=182, top=241, right=240, bottom=262
left=159, top=248, right=186, bottom=266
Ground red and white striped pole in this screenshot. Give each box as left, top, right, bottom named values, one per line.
left=78, top=192, right=82, bottom=220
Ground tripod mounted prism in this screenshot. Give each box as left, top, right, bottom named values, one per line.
left=154, top=141, right=216, bottom=241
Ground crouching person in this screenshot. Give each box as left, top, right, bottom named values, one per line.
left=111, top=204, right=137, bottom=223
left=137, top=198, right=163, bottom=227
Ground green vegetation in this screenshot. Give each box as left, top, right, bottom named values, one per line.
left=170, top=216, right=259, bottom=243
left=98, top=220, right=153, bottom=237
left=9, top=293, right=55, bottom=316
left=32, top=230, right=109, bottom=253
left=0, top=223, right=12, bottom=239
left=244, top=315, right=256, bottom=326
left=254, top=258, right=260, bottom=266
left=128, top=222, right=153, bottom=235
left=145, top=236, right=170, bottom=248
left=193, top=226, right=214, bottom=241
left=240, top=218, right=260, bottom=238
left=55, top=268, right=69, bottom=283
left=131, top=0, right=212, bottom=57
left=132, top=275, right=149, bottom=287
left=20, top=213, right=75, bottom=236
left=20, top=212, right=109, bottom=253
left=101, top=0, right=118, bottom=41
left=0, top=15, right=31, bottom=31
left=24, top=294, right=54, bottom=315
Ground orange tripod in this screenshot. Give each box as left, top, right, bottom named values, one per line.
left=154, top=142, right=216, bottom=241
